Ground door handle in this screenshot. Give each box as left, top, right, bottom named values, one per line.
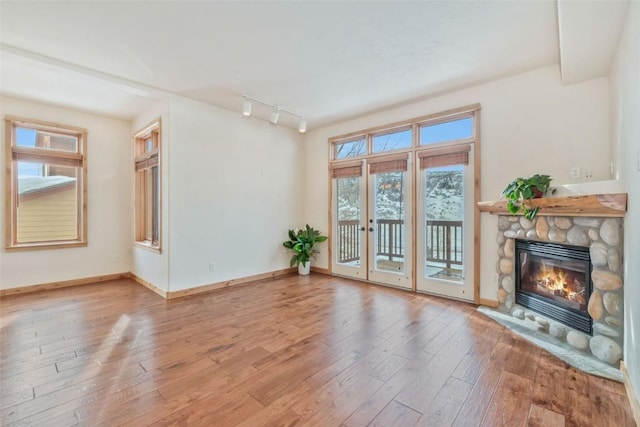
left=369, top=227, right=374, bottom=232
left=360, top=226, right=366, bottom=231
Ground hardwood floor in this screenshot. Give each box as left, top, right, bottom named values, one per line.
left=0, top=274, right=635, bottom=426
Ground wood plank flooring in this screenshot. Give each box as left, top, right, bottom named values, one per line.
left=0, top=274, right=635, bottom=426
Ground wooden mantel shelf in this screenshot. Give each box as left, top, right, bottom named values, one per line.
left=477, top=193, right=627, bottom=217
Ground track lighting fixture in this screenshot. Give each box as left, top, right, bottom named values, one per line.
left=241, top=95, right=307, bottom=133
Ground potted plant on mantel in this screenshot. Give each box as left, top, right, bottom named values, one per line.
left=502, top=174, right=557, bottom=221
left=283, top=225, right=328, bottom=275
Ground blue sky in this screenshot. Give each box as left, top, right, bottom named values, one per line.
left=421, top=117, right=473, bottom=145
left=16, top=127, right=42, bottom=177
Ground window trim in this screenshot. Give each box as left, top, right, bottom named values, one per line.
left=5, top=115, right=88, bottom=250
left=133, top=119, right=162, bottom=252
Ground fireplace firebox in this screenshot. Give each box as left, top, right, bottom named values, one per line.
left=515, top=239, right=593, bottom=335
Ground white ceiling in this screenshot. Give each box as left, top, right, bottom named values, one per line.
left=558, top=0, right=630, bottom=85
left=0, top=1, right=630, bottom=130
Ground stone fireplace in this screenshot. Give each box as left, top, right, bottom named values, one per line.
left=478, top=192, right=627, bottom=370
left=496, top=214, right=623, bottom=366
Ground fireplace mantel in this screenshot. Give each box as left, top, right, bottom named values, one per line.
left=477, top=193, right=627, bottom=217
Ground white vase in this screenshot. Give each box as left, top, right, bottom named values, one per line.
left=298, top=261, right=311, bottom=275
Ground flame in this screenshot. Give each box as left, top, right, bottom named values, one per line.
left=536, top=262, right=568, bottom=292
left=523, top=258, right=587, bottom=310
left=533, top=260, right=582, bottom=303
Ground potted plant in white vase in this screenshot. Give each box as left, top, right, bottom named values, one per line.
left=283, top=225, right=328, bottom=275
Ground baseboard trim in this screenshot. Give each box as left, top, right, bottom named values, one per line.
left=310, top=266, right=331, bottom=275
left=129, top=272, right=168, bottom=299
left=621, top=361, right=640, bottom=426
left=166, top=267, right=297, bottom=299
left=0, top=273, right=130, bottom=297
left=479, top=298, right=500, bottom=308
left=1, top=267, right=318, bottom=300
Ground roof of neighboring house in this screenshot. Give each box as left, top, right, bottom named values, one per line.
left=18, top=176, right=76, bottom=198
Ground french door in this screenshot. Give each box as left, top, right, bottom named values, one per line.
left=329, top=105, right=479, bottom=301
left=331, top=155, right=412, bottom=289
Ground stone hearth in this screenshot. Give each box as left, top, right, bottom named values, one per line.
left=495, top=215, right=624, bottom=366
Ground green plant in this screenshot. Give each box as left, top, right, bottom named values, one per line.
left=283, top=224, right=328, bottom=267
left=502, top=174, right=556, bottom=221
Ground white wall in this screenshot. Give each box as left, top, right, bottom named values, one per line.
left=130, top=100, right=171, bottom=291
left=2, top=93, right=305, bottom=293
left=304, top=64, right=610, bottom=300
left=0, top=96, right=131, bottom=289
left=166, top=96, right=304, bottom=291
left=610, top=0, right=640, bottom=405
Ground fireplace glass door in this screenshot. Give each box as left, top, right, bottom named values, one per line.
left=519, top=252, right=588, bottom=312
left=515, top=240, right=592, bottom=334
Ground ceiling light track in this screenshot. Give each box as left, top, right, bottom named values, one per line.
left=242, top=95, right=307, bottom=133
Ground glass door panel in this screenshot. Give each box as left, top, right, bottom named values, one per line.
left=368, top=166, right=412, bottom=289
left=424, top=166, right=464, bottom=281
left=373, top=172, right=406, bottom=274
left=332, top=175, right=367, bottom=279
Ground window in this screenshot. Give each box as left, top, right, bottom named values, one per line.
left=334, top=136, right=367, bottom=160
left=419, top=116, right=474, bottom=145
left=330, top=109, right=476, bottom=160
left=5, top=116, right=87, bottom=249
left=134, top=120, right=161, bottom=250
left=372, top=127, right=412, bottom=153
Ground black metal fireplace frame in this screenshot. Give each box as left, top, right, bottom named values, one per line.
left=515, top=239, right=593, bottom=335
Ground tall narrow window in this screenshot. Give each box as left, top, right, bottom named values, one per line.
left=134, top=120, right=161, bottom=250
left=5, top=117, right=87, bottom=249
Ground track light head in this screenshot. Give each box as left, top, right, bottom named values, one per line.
left=242, top=98, right=252, bottom=117
left=269, top=107, right=280, bottom=125
left=298, top=118, right=307, bottom=133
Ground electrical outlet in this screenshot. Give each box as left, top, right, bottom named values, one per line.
left=209, top=262, right=216, bottom=272
left=570, top=167, right=581, bottom=179
left=584, top=170, right=593, bottom=179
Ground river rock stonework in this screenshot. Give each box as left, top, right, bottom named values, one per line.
left=495, top=215, right=624, bottom=366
